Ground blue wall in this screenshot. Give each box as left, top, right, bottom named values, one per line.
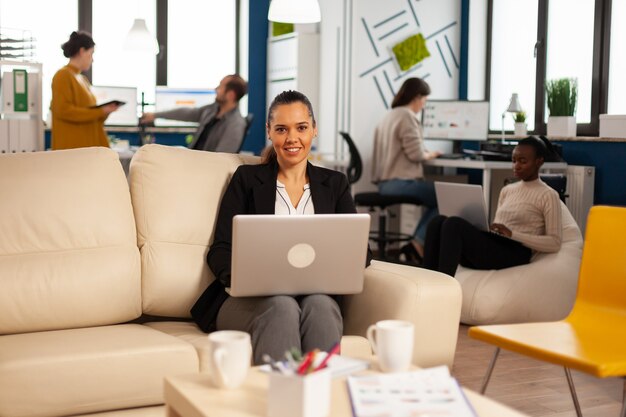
left=555, top=141, right=626, bottom=206
left=242, top=0, right=270, bottom=155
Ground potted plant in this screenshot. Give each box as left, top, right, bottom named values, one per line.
left=546, top=77, right=577, bottom=137
left=512, top=111, right=527, bottom=136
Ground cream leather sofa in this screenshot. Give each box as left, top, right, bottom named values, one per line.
left=0, top=145, right=461, bottom=417
left=455, top=202, right=583, bottom=325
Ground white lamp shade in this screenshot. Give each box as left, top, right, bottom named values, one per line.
left=124, top=18, right=159, bottom=55
left=268, top=0, right=321, bottom=23
left=506, top=93, right=523, bottom=113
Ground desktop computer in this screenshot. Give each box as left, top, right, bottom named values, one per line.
left=154, top=87, right=215, bottom=126
left=422, top=100, right=489, bottom=159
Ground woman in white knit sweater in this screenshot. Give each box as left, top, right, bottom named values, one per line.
left=423, top=137, right=562, bottom=276
left=371, top=78, right=442, bottom=262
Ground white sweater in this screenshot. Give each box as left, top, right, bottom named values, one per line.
left=493, top=179, right=562, bottom=253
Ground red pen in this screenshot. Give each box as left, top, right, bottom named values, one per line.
left=296, top=351, right=315, bottom=375
left=313, top=342, right=341, bottom=372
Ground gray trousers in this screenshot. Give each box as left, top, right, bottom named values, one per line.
left=216, top=294, right=343, bottom=365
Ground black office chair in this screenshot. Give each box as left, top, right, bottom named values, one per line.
left=237, top=113, right=254, bottom=153
left=504, top=173, right=568, bottom=203
left=339, top=132, right=423, bottom=263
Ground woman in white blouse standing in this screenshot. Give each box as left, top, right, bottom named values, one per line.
left=191, top=90, right=371, bottom=364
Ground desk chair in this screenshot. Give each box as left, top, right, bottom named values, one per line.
left=339, top=131, right=423, bottom=263
left=237, top=113, right=254, bottom=153
left=505, top=173, right=568, bottom=203
left=469, top=206, right=626, bottom=417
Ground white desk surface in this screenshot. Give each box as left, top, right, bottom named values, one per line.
left=165, top=369, right=529, bottom=417
left=424, top=158, right=567, bottom=219
left=424, top=158, right=567, bottom=170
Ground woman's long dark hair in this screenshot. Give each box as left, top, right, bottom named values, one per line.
left=262, top=90, right=316, bottom=164
left=391, top=77, right=431, bottom=108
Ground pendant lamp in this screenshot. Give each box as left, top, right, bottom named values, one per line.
left=124, top=18, right=159, bottom=55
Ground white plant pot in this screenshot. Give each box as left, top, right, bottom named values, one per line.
left=514, top=122, right=527, bottom=137
left=547, top=116, right=576, bottom=137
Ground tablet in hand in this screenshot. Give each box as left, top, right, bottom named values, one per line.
left=91, top=100, right=126, bottom=108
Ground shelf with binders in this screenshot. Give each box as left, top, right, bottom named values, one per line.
left=0, top=60, right=44, bottom=153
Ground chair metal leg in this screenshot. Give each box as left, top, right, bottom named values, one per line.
left=378, top=213, right=388, bottom=260
left=620, top=377, right=626, bottom=417
left=480, top=347, right=500, bottom=394
left=564, top=367, right=583, bottom=417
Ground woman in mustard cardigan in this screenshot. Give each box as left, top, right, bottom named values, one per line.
left=50, top=31, right=120, bottom=150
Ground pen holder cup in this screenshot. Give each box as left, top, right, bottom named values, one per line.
left=267, top=368, right=331, bottom=417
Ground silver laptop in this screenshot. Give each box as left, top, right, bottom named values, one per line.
left=229, top=214, right=370, bottom=297
left=434, top=182, right=490, bottom=231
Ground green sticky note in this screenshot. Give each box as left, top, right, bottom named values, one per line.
left=392, top=33, right=431, bottom=72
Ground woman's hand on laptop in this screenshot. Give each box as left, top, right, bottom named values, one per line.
left=490, top=223, right=512, bottom=237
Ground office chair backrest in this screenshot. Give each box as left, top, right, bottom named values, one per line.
left=504, top=174, right=567, bottom=203
left=570, top=205, right=626, bottom=316
left=338, top=131, right=362, bottom=184
left=237, top=113, right=254, bottom=153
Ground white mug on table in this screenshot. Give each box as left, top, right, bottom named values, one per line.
left=206, top=330, right=252, bottom=389
left=366, top=320, right=414, bottom=372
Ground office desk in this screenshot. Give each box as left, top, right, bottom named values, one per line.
left=424, top=158, right=568, bottom=218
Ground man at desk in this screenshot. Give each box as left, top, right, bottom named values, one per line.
left=140, top=74, right=248, bottom=153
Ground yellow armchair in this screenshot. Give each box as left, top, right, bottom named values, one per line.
left=468, top=206, right=626, bottom=417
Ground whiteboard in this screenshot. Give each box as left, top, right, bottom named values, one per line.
left=422, top=101, right=489, bottom=141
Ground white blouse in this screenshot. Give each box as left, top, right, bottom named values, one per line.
left=275, top=180, right=315, bottom=215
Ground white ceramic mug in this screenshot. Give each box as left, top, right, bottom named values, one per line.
left=366, top=320, right=414, bottom=372
left=206, top=330, right=252, bottom=389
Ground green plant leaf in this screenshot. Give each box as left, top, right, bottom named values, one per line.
left=512, top=111, right=526, bottom=123
left=272, top=22, right=294, bottom=37
left=546, top=78, right=578, bottom=117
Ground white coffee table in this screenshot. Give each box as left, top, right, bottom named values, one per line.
left=164, top=366, right=528, bottom=417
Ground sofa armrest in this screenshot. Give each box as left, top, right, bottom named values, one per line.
left=342, top=261, right=462, bottom=369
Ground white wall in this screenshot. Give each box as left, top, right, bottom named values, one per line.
left=318, top=0, right=462, bottom=191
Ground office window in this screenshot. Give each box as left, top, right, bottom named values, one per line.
left=92, top=0, right=157, bottom=110
left=167, top=0, right=236, bottom=89
left=545, top=0, right=595, bottom=124
left=0, top=0, right=78, bottom=122
left=608, top=0, right=626, bottom=114
left=489, top=0, right=538, bottom=132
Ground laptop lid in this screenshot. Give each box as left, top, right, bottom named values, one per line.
left=434, top=182, right=490, bottom=231
left=229, top=214, right=370, bottom=297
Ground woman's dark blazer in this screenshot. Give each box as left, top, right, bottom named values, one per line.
left=191, top=159, right=372, bottom=332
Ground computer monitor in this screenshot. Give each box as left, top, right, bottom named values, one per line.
left=422, top=100, right=489, bottom=141
left=90, top=86, right=138, bottom=126
left=154, top=87, right=216, bottom=126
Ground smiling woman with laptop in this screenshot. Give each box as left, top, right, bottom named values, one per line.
left=191, top=90, right=372, bottom=364
left=423, top=137, right=562, bottom=277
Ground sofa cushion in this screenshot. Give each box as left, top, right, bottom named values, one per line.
left=129, top=145, right=259, bottom=318
left=144, top=321, right=372, bottom=372
left=0, top=324, right=198, bottom=417
left=456, top=202, right=584, bottom=324
left=0, top=148, right=141, bottom=334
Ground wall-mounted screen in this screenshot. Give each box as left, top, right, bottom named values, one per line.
left=154, top=87, right=215, bottom=126
left=91, top=86, right=138, bottom=126
left=422, top=100, right=489, bottom=141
